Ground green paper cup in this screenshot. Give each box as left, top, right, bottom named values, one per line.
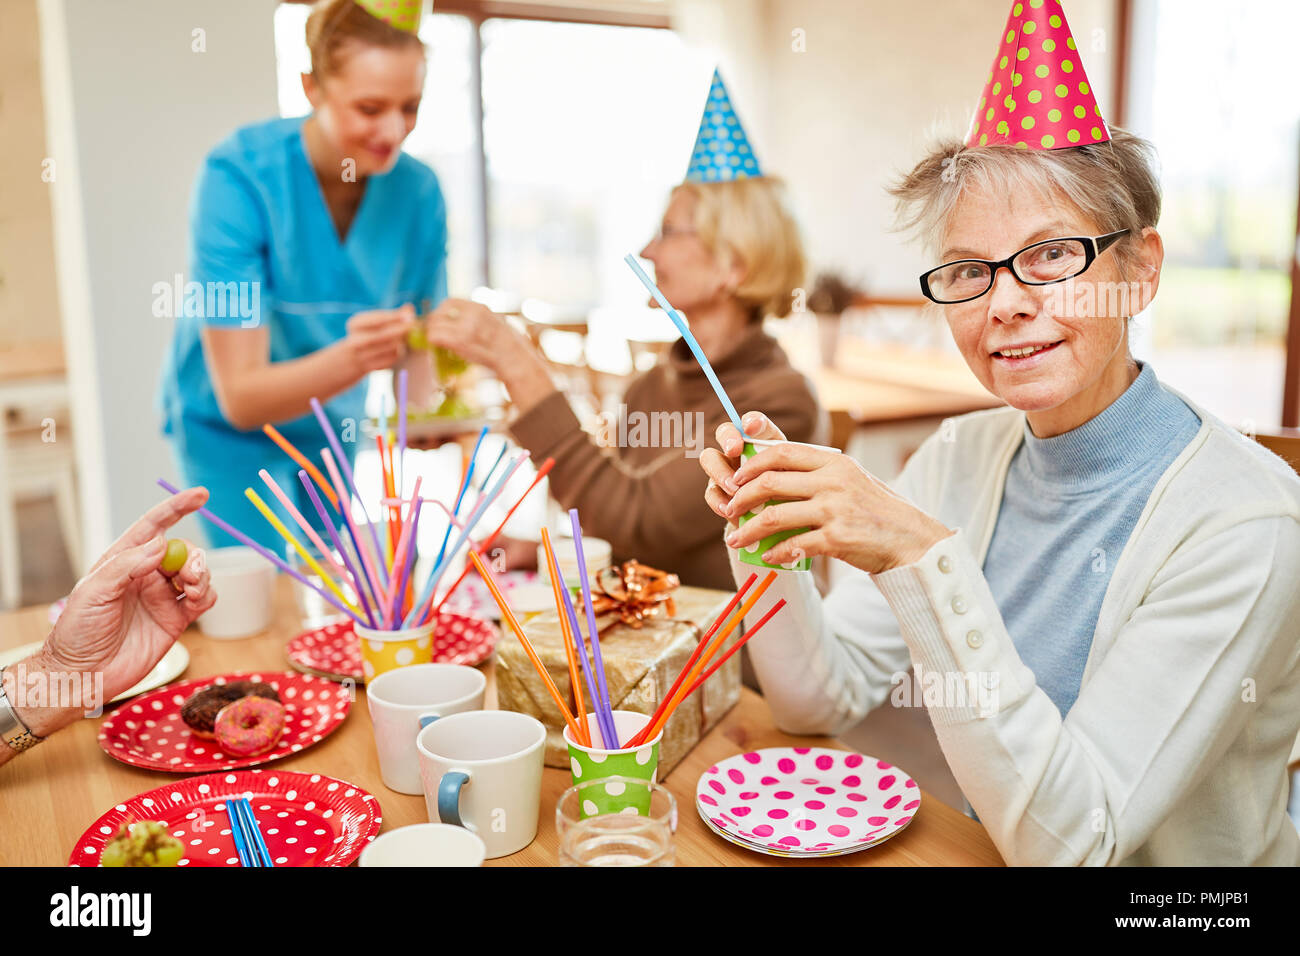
left=736, top=439, right=812, bottom=571
left=563, top=710, right=662, bottom=816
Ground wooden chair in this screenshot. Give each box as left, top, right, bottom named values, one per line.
left=1253, top=427, right=1300, bottom=474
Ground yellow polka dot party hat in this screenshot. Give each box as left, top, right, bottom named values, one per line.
left=966, top=0, right=1110, bottom=150
left=354, top=0, right=423, bottom=33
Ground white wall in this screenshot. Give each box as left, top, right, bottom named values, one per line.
left=678, top=0, right=1118, bottom=293
left=39, top=0, right=281, bottom=558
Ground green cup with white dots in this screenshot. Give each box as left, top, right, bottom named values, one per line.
left=563, top=710, right=662, bottom=817
left=736, top=440, right=812, bottom=572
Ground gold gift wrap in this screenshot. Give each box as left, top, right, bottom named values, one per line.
left=495, top=585, right=741, bottom=774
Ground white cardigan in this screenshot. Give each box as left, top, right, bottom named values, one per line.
left=730, top=386, right=1300, bottom=866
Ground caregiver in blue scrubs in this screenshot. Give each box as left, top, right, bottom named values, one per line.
left=158, top=0, right=443, bottom=549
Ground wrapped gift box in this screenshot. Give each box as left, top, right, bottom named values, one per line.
left=495, top=585, right=740, bottom=775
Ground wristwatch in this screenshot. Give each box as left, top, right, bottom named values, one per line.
left=0, top=666, right=43, bottom=752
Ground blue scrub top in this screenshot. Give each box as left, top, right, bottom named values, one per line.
left=157, top=115, right=448, bottom=550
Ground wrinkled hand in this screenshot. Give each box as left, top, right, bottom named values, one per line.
left=699, top=410, right=954, bottom=573
left=344, top=305, right=417, bottom=375
left=423, top=298, right=527, bottom=375
left=699, top=410, right=785, bottom=531
left=38, top=487, right=216, bottom=703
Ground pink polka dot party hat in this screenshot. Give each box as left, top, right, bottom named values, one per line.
left=966, top=0, right=1110, bottom=150
left=354, top=0, right=423, bottom=33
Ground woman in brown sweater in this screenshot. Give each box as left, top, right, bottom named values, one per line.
left=422, top=176, right=826, bottom=590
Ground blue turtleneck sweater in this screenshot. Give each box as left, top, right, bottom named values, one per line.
left=981, top=361, right=1203, bottom=718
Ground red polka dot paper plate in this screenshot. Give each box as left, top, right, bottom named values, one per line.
left=68, top=769, right=382, bottom=867
left=695, top=747, right=920, bottom=858
left=97, top=672, right=351, bottom=773
left=285, top=613, right=499, bottom=682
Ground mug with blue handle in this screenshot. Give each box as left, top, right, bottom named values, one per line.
left=365, top=663, right=486, bottom=795
left=416, top=710, right=547, bottom=859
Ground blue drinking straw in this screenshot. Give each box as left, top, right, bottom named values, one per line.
left=431, top=426, right=489, bottom=574
left=624, top=254, right=747, bottom=436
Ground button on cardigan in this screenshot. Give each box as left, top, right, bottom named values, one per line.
left=728, top=375, right=1300, bottom=865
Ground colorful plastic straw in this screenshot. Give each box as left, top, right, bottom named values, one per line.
left=298, top=470, right=378, bottom=628
left=262, top=424, right=338, bottom=509
left=257, top=469, right=348, bottom=581
left=624, top=254, right=746, bottom=435
left=321, top=447, right=386, bottom=609
left=244, top=487, right=362, bottom=617
left=630, top=571, right=756, bottom=740
left=542, top=527, right=592, bottom=747
left=432, top=457, right=556, bottom=616
left=155, top=479, right=361, bottom=624
left=679, top=599, right=787, bottom=701
left=310, top=397, right=387, bottom=585
left=432, top=426, right=489, bottom=574
left=627, top=570, right=778, bottom=747
left=405, top=451, right=528, bottom=627
left=397, top=368, right=408, bottom=493
left=568, top=509, right=617, bottom=747
left=468, top=550, right=582, bottom=742
left=394, top=497, right=422, bottom=622
left=382, top=477, right=422, bottom=627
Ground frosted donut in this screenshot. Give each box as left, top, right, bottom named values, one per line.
left=213, top=696, right=286, bottom=756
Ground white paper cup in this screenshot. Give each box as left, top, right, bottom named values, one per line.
left=417, top=710, right=546, bottom=859
left=358, top=823, right=486, bottom=867
left=197, top=546, right=276, bottom=639
left=540, top=536, right=611, bottom=591
left=366, top=663, right=486, bottom=795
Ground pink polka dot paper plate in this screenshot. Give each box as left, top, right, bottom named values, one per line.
left=285, top=612, right=499, bottom=682
left=68, top=769, right=382, bottom=867
left=695, top=747, right=921, bottom=858
left=97, top=672, right=351, bottom=773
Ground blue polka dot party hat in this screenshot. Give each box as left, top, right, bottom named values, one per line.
left=685, top=70, right=762, bottom=182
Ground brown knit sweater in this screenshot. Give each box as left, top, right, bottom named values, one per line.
left=509, top=321, right=828, bottom=590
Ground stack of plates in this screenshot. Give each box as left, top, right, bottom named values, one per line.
left=694, top=747, right=921, bottom=859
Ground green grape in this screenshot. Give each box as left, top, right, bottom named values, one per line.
left=99, top=829, right=131, bottom=867
left=160, top=539, right=188, bottom=575
left=433, top=346, right=469, bottom=379
left=406, top=326, right=430, bottom=351
left=434, top=393, right=475, bottom=419
left=100, top=821, right=185, bottom=867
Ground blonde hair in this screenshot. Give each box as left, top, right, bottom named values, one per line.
left=671, top=176, right=807, bottom=320
left=889, top=128, right=1162, bottom=281
left=305, top=0, right=425, bottom=82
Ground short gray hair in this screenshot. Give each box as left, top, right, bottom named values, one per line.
left=889, top=127, right=1162, bottom=282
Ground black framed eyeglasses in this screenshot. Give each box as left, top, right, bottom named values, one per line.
left=919, top=229, right=1130, bottom=304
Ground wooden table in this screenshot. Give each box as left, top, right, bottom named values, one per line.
left=0, top=579, right=1003, bottom=867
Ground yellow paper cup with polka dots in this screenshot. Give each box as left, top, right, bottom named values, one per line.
left=563, top=710, right=662, bottom=817
left=355, top=622, right=435, bottom=682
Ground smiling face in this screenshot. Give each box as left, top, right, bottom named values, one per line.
left=639, top=190, right=743, bottom=315
left=938, top=186, right=1159, bottom=437
left=303, top=44, right=425, bottom=177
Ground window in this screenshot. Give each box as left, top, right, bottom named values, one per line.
left=274, top=6, right=702, bottom=369
left=1128, top=0, right=1299, bottom=428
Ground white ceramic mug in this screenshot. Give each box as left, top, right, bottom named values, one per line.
left=197, top=546, right=276, bottom=639
left=417, top=710, right=546, bottom=859
left=366, top=663, right=486, bottom=795
left=358, top=823, right=486, bottom=867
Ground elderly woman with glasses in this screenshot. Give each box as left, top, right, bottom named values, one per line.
left=699, top=126, right=1300, bottom=866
